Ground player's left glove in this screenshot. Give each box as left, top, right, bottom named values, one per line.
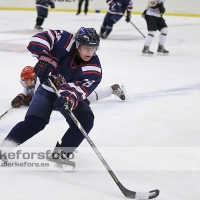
left=49, top=2, right=55, bottom=8
left=54, top=96, right=78, bottom=117
left=34, top=52, right=58, bottom=84
left=11, top=94, right=25, bottom=108
left=158, top=3, right=165, bottom=14
left=125, top=11, right=131, bottom=23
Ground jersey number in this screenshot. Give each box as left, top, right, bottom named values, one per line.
left=82, top=79, right=95, bottom=87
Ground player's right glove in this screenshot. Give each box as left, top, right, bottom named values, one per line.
left=34, top=53, right=58, bottom=84
left=11, top=94, right=26, bottom=108
left=54, top=96, right=77, bottom=117
left=49, top=2, right=55, bottom=8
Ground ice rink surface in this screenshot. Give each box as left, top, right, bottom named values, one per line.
left=0, top=10, right=200, bottom=200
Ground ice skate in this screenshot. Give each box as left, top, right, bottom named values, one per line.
left=157, top=44, right=169, bottom=55
left=101, top=32, right=108, bottom=39
left=47, top=143, right=75, bottom=172
left=142, top=45, right=154, bottom=55
left=34, top=25, right=43, bottom=30
left=111, top=84, right=128, bottom=100
left=98, top=33, right=103, bottom=38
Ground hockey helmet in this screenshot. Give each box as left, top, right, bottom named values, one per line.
left=75, top=27, right=100, bottom=49
left=20, top=66, right=36, bottom=81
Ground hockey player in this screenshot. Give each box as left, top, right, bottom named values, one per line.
left=35, top=0, right=55, bottom=30
left=1, top=27, right=102, bottom=169
left=76, top=0, right=90, bottom=15
left=11, top=66, right=126, bottom=109
left=142, top=0, right=169, bottom=55
left=11, top=66, right=38, bottom=108
left=99, top=0, right=133, bottom=39
left=0, top=27, right=102, bottom=171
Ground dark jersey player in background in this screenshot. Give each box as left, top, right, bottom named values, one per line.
left=35, top=0, right=55, bottom=30
left=99, top=0, right=133, bottom=39
left=0, top=27, right=101, bottom=171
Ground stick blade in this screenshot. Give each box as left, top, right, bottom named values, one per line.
left=119, top=182, right=160, bottom=199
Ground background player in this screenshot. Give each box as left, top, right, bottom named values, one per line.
left=142, top=0, right=169, bottom=55
left=99, top=0, right=133, bottom=39
left=76, top=0, right=90, bottom=15
left=11, top=66, right=127, bottom=108
left=35, top=0, right=55, bottom=30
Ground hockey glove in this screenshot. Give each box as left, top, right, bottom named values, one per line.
left=54, top=96, right=77, bottom=117
left=49, top=75, right=66, bottom=88
left=24, top=95, right=32, bottom=106
left=125, top=11, right=131, bottom=23
left=49, top=2, right=55, bottom=9
left=158, top=3, right=165, bottom=14
left=34, top=53, right=58, bottom=84
left=11, top=94, right=26, bottom=108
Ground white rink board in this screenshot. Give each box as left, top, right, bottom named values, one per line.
left=0, top=0, right=200, bottom=14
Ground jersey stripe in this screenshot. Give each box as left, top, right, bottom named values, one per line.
left=82, top=66, right=101, bottom=73
left=65, top=35, right=76, bottom=52
left=30, top=37, right=51, bottom=50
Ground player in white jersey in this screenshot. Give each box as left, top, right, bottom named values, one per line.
left=11, top=66, right=38, bottom=108
left=142, top=0, right=169, bottom=55
left=11, top=66, right=127, bottom=108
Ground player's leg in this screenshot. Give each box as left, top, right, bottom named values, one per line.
left=48, top=100, right=94, bottom=171
left=101, top=14, right=123, bottom=39
left=87, top=86, right=112, bottom=102
left=142, top=15, right=157, bottom=55
left=77, top=0, right=84, bottom=15
left=87, top=84, right=127, bottom=102
left=35, top=7, right=48, bottom=30
left=0, top=86, right=56, bottom=162
left=157, top=17, right=169, bottom=54
left=99, top=12, right=111, bottom=37
left=84, top=0, right=89, bottom=15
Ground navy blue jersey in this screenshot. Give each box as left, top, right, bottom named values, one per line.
left=27, top=29, right=102, bottom=105
left=35, top=0, right=54, bottom=9
left=107, top=0, right=133, bottom=15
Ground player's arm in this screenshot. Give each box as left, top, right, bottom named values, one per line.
left=27, top=30, right=74, bottom=83
left=56, top=64, right=102, bottom=110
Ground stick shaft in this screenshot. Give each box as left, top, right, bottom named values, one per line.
left=0, top=107, right=13, bottom=120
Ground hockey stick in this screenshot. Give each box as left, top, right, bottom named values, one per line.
left=0, top=107, right=14, bottom=120
left=124, top=15, right=145, bottom=38
left=47, top=77, right=159, bottom=199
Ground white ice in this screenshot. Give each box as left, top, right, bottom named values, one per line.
left=0, top=10, right=200, bottom=200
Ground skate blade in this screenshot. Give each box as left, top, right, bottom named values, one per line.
left=157, top=52, right=169, bottom=56
left=47, top=159, right=74, bottom=172
left=142, top=53, right=154, bottom=56
left=121, top=83, right=129, bottom=100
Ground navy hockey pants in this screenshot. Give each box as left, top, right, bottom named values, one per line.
left=37, top=7, right=48, bottom=18
left=103, top=12, right=123, bottom=28
left=3, top=85, right=94, bottom=153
